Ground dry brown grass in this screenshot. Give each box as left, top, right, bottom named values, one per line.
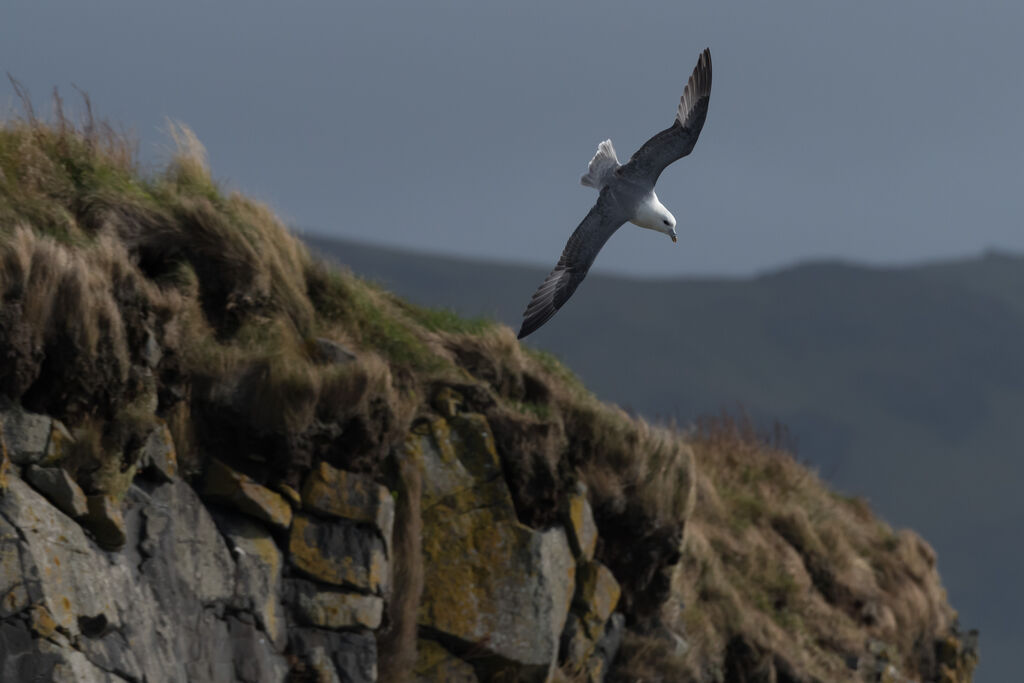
left=0, top=225, right=187, bottom=418
left=649, top=415, right=959, bottom=682
left=0, top=97, right=450, bottom=428
left=0, top=98, right=447, bottom=492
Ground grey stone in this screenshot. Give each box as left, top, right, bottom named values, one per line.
left=289, top=513, right=388, bottom=595
left=287, top=579, right=384, bottom=630
left=71, top=618, right=145, bottom=682
left=592, top=613, right=626, bottom=681
left=40, top=633, right=135, bottom=682
left=0, top=473, right=304, bottom=683
left=0, top=478, right=123, bottom=636
left=141, top=329, right=162, bottom=368
left=25, top=465, right=88, bottom=518
left=414, top=414, right=517, bottom=521
left=228, top=614, right=290, bottom=683
left=131, top=480, right=241, bottom=682
left=215, top=512, right=287, bottom=650
left=0, top=406, right=71, bottom=466
left=202, top=459, right=292, bottom=530
left=140, top=479, right=236, bottom=607
left=291, top=628, right=378, bottom=683
left=301, top=461, right=395, bottom=553
left=182, top=609, right=235, bottom=682
left=82, top=494, right=127, bottom=551
left=419, top=517, right=574, bottom=681
left=415, top=415, right=575, bottom=680
left=0, top=621, right=60, bottom=682
left=0, top=514, right=35, bottom=618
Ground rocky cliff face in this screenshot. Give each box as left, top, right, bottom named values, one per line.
left=0, top=399, right=618, bottom=682
left=0, top=112, right=977, bottom=681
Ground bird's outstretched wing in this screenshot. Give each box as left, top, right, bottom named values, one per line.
left=619, top=48, right=712, bottom=187
left=518, top=191, right=628, bottom=339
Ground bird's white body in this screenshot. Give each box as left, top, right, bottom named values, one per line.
left=581, top=139, right=678, bottom=241
left=629, top=191, right=677, bottom=241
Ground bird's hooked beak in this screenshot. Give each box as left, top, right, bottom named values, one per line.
left=670, top=231, right=678, bottom=243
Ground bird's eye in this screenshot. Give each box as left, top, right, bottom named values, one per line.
left=663, top=219, right=671, bottom=226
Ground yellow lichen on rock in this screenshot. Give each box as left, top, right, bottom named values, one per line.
left=574, top=561, right=621, bottom=639
left=416, top=412, right=575, bottom=676
left=562, top=484, right=597, bottom=561
left=27, top=604, right=58, bottom=638
left=245, top=533, right=286, bottom=643
left=288, top=513, right=388, bottom=594
left=202, top=459, right=292, bottom=530
left=419, top=505, right=516, bottom=631
left=301, top=461, right=394, bottom=542
left=276, top=483, right=301, bottom=508
left=414, top=639, right=479, bottom=682
left=431, top=387, right=465, bottom=418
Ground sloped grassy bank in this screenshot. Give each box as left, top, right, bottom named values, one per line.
left=0, top=108, right=976, bottom=681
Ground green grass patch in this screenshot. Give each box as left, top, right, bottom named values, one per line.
left=507, top=398, right=553, bottom=421
left=307, top=267, right=445, bottom=371
left=395, top=299, right=492, bottom=335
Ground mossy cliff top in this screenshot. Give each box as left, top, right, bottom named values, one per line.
left=0, top=105, right=976, bottom=681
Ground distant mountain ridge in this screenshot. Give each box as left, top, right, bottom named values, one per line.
left=306, top=234, right=1023, bottom=682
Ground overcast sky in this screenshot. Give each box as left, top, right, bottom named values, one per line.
left=4, top=1, right=1023, bottom=276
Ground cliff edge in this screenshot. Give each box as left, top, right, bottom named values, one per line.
left=0, top=108, right=976, bottom=681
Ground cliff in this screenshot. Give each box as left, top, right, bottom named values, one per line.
left=0, top=107, right=976, bottom=681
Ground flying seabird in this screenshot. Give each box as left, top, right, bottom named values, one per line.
left=517, top=48, right=712, bottom=339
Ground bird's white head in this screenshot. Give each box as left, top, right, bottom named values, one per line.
left=631, top=192, right=678, bottom=242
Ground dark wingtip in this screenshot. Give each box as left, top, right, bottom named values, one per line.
left=518, top=312, right=550, bottom=339
left=699, top=48, right=711, bottom=84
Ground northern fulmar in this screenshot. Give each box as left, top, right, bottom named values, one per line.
left=517, top=48, right=712, bottom=339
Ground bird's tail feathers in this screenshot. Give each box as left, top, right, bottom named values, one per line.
left=580, top=139, right=620, bottom=189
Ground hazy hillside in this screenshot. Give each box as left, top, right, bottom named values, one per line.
left=305, top=235, right=1022, bottom=681
left=0, top=108, right=977, bottom=681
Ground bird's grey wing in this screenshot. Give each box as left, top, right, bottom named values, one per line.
left=619, top=48, right=712, bottom=187
left=518, top=191, right=628, bottom=339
